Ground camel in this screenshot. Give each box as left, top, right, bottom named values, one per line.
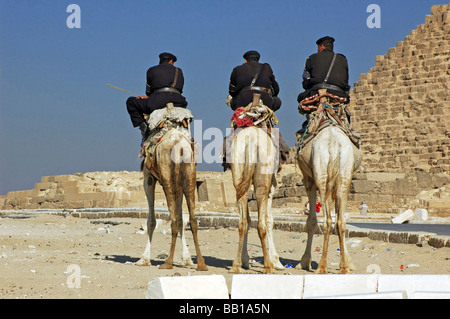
left=135, top=103, right=208, bottom=271
left=227, top=95, right=284, bottom=274
left=296, top=89, right=362, bottom=274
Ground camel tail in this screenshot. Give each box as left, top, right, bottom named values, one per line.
left=325, top=144, right=340, bottom=202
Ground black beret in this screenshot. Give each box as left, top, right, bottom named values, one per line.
left=243, top=50, right=260, bottom=60
left=159, top=52, right=177, bottom=62
left=316, top=36, right=335, bottom=45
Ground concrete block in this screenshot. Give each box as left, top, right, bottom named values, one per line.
left=411, top=291, right=450, bottom=299
left=231, top=275, right=304, bottom=299
left=310, top=291, right=407, bottom=299
left=414, top=208, right=428, bottom=221
left=146, top=275, right=229, bottom=299
left=378, top=275, right=450, bottom=298
left=303, top=275, right=378, bottom=299
left=391, top=209, right=414, bottom=224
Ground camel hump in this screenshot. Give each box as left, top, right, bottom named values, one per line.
left=147, top=105, right=193, bottom=131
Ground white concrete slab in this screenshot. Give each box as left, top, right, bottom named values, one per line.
left=411, top=291, right=450, bottom=299
left=309, top=291, right=407, bottom=299
left=231, top=275, right=304, bottom=299
left=391, top=209, right=414, bottom=224
left=146, top=275, right=229, bottom=299
left=303, top=274, right=379, bottom=299
left=378, top=275, right=450, bottom=298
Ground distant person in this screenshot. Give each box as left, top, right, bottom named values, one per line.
left=126, top=52, right=188, bottom=142
left=359, top=200, right=369, bottom=216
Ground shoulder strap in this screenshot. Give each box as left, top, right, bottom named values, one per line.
left=250, top=64, right=262, bottom=86
left=171, top=67, right=179, bottom=88
left=323, top=53, right=337, bottom=83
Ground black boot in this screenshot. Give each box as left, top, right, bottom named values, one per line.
left=139, top=122, right=150, bottom=142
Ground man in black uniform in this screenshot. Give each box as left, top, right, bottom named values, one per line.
left=126, top=52, right=188, bottom=141
left=297, top=36, right=350, bottom=103
left=297, top=37, right=351, bottom=135
left=228, top=50, right=281, bottom=111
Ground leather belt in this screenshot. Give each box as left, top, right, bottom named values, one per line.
left=154, top=87, right=181, bottom=94
left=241, top=86, right=272, bottom=95
left=311, top=83, right=345, bottom=93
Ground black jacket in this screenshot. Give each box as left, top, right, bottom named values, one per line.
left=298, top=49, right=350, bottom=102
left=229, top=61, right=280, bottom=111
left=145, top=62, right=187, bottom=111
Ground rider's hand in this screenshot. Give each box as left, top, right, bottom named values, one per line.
left=136, top=96, right=149, bottom=99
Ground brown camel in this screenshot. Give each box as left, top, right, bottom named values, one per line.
left=135, top=104, right=208, bottom=271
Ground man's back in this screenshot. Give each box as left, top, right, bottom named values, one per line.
left=303, top=49, right=349, bottom=95
left=229, top=61, right=280, bottom=111
left=146, top=63, right=184, bottom=95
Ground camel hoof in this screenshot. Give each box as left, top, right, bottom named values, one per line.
left=159, top=263, right=173, bottom=270
left=274, top=261, right=285, bottom=270
left=197, top=264, right=209, bottom=272
left=229, top=266, right=241, bottom=274
left=339, top=268, right=351, bottom=274
left=135, top=258, right=151, bottom=266
left=315, top=268, right=327, bottom=274
left=263, top=267, right=275, bottom=274
left=181, top=259, right=194, bottom=267
left=298, top=258, right=311, bottom=271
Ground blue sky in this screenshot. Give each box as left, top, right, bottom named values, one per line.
left=0, top=0, right=443, bottom=195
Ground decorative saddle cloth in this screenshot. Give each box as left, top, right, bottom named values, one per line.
left=140, top=104, right=194, bottom=180
left=296, top=90, right=361, bottom=154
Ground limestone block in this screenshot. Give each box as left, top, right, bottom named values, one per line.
left=146, top=275, right=229, bottom=299
left=303, top=275, right=378, bottom=299
left=414, top=208, right=428, bottom=221
left=391, top=209, right=414, bottom=224
left=378, top=275, right=450, bottom=298
left=231, top=275, right=304, bottom=299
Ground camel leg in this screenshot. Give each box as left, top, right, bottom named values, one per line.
left=136, top=172, right=156, bottom=266
left=336, top=180, right=353, bottom=274
left=179, top=211, right=194, bottom=267
left=159, top=186, right=179, bottom=270
left=317, top=192, right=332, bottom=274
left=298, top=177, right=317, bottom=271
left=230, top=193, right=250, bottom=273
left=265, top=178, right=284, bottom=270
left=183, top=172, right=208, bottom=271
left=255, top=185, right=275, bottom=274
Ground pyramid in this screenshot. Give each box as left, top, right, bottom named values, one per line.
left=350, top=4, right=450, bottom=174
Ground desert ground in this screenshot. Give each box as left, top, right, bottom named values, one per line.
left=0, top=212, right=449, bottom=299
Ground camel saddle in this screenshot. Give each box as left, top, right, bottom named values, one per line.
left=140, top=103, right=194, bottom=181
left=296, top=89, right=361, bottom=153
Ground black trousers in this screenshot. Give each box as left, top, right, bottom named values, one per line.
left=126, top=97, right=151, bottom=128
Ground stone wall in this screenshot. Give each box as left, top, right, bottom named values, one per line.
left=350, top=4, right=450, bottom=174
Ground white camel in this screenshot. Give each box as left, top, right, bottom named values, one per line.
left=296, top=91, right=362, bottom=274
left=135, top=104, right=208, bottom=271
left=227, top=98, right=284, bottom=274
